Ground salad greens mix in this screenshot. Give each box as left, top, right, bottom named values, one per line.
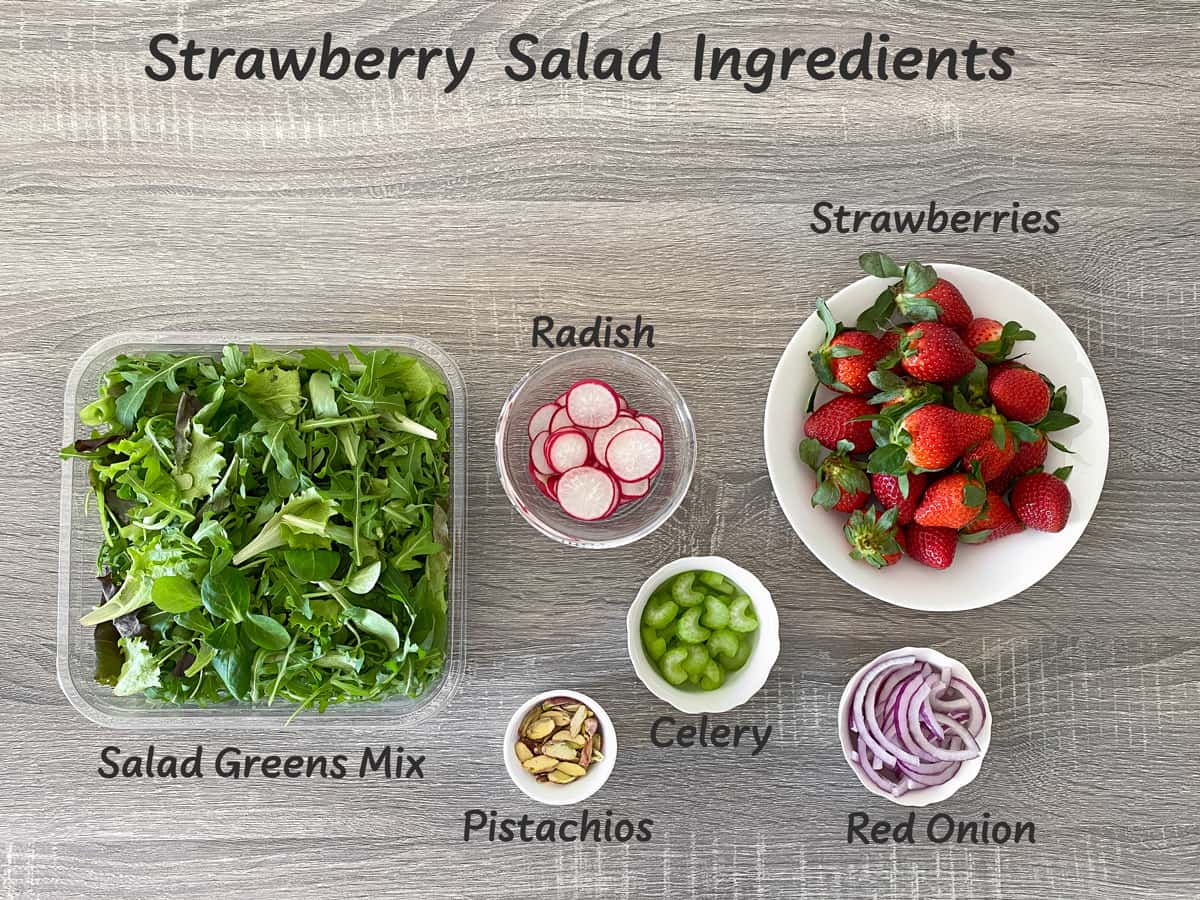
left=63, top=344, right=453, bottom=718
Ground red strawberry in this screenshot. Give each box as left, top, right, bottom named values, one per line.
left=870, top=472, right=929, bottom=525
left=878, top=330, right=903, bottom=371
left=907, top=278, right=972, bottom=331
left=988, top=432, right=1048, bottom=492
left=800, top=438, right=870, bottom=512
left=913, top=473, right=987, bottom=529
left=963, top=318, right=1035, bottom=361
left=988, top=364, right=1051, bottom=424
left=961, top=490, right=1024, bottom=543
left=843, top=506, right=904, bottom=568
left=804, top=395, right=877, bottom=453
left=810, top=299, right=886, bottom=395
left=961, top=423, right=1018, bottom=482
left=831, top=331, right=886, bottom=394
left=899, top=322, right=978, bottom=384
left=904, top=523, right=958, bottom=569
left=882, top=404, right=993, bottom=472
left=866, top=369, right=944, bottom=412
left=1011, top=470, right=1072, bottom=532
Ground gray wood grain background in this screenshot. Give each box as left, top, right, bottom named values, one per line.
left=2, top=1, right=1199, bottom=897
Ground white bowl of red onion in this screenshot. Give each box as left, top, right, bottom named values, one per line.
left=838, top=647, right=992, bottom=806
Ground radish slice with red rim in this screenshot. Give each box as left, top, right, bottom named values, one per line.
left=620, top=477, right=651, bottom=498
left=605, top=428, right=663, bottom=482
left=592, top=417, right=642, bottom=465
left=549, top=406, right=575, bottom=432
left=565, top=379, right=620, bottom=429
left=547, top=429, right=591, bottom=473
left=529, top=464, right=558, bottom=501
left=528, top=402, right=558, bottom=441
left=556, top=466, right=618, bottom=521
left=530, top=431, right=555, bottom=476
left=636, top=414, right=663, bottom=441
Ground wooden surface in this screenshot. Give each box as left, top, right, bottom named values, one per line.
left=2, top=2, right=1199, bottom=898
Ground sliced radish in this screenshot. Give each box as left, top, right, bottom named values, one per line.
left=605, top=428, right=663, bottom=482
left=565, top=380, right=620, bottom=429
left=556, top=466, right=618, bottom=521
left=555, top=391, right=568, bottom=407
left=547, top=429, right=590, bottom=473
left=593, top=417, right=643, bottom=465
left=617, top=394, right=629, bottom=411
left=530, top=430, right=555, bottom=476
left=636, top=415, right=663, bottom=441
left=527, top=402, right=558, bottom=441
left=530, top=464, right=558, bottom=501
left=549, top=407, right=575, bottom=432
left=620, top=477, right=651, bottom=499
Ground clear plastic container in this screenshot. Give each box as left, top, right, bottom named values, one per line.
left=57, top=332, right=466, bottom=729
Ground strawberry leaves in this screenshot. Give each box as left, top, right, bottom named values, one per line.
left=809, top=298, right=851, bottom=392
left=975, top=320, right=1035, bottom=360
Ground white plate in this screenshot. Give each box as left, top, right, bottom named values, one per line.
left=764, top=264, right=1108, bottom=611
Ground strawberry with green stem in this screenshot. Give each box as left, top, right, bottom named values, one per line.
left=809, top=298, right=885, bottom=395
left=868, top=403, right=993, bottom=474
left=891, top=322, right=979, bottom=384
left=868, top=369, right=944, bottom=412
left=844, top=505, right=905, bottom=568
left=961, top=490, right=1024, bottom=543
left=871, top=471, right=929, bottom=525
left=913, top=468, right=988, bottom=530
left=800, top=438, right=870, bottom=512
left=857, top=251, right=973, bottom=331
left=963, top=317, right=1035, bottom=361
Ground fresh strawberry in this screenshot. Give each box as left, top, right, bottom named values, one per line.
left=800, top=438, right=870, bottom=512
left=857, top=253, right=972, bottom=330
left=913, top=473, right=987, bottom=529
left=908, top=278, right=972, bottom=330
left=961, top=421, right=1018, bottom=482
left=988, top=432, right=1048, bottom=492
left=843, top=506, right=904, bottom=568
left=898, top=322, right=978, bottom=383
left=961, top=490, right=1024, bottom=543
left=962, top=318, right=1035, bottom=361
left=870, top=472, right=929, bottom=525
left=988, top=364, right=1051, bottom=424
left=867, top=369, right=944, bottom=412
left=878, top=330, right=903, bottom=370
left=804, top=395, right=877, bottom=453
left=1011, top=469, right=1072, bottom=532
left=870, top=404, right=992, bottom=473
left=904, top=523, right=958, bottom=569
left=809, top=299, right=885, bottom=395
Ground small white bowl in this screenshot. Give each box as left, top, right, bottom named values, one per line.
left=503, top=689, right=617, bottom=806
left=837, top=647, right=992, bottom=807
left=626, top=556, right=779, bottom=714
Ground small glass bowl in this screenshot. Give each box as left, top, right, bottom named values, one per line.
left=496, top=348, right=696, bottom=549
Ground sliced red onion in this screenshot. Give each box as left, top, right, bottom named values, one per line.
left=856, top=736, right=906, bottom=797
left=853, top=655, right=921, bottom=767
left=906, top=695, right=981, bottom=762
left=845, top=649, right=989, bottom=799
